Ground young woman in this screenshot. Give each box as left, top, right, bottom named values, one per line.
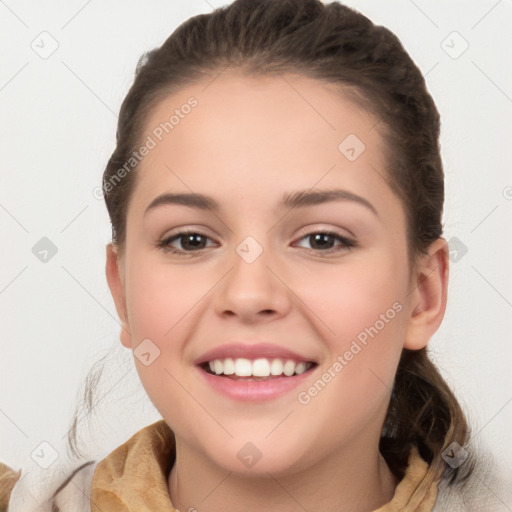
left=2, top=0, right=509, bottom=510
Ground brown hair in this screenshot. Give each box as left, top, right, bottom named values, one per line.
left=70, top=0, right=473, bottom=492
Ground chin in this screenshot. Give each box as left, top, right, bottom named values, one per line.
left=201, top=438, right=313, bottom=477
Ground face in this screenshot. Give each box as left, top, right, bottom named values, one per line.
left=107, top=71, right=431, bottom=476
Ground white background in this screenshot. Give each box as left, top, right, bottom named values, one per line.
left=1, top=0, right=511, bottom=493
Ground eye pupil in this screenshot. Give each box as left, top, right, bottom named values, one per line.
left=182, top=234, right=205, bottom=250
left=310, top=233, right=333, bottom=249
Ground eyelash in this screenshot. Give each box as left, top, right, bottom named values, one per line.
left=157, top=229, right=356, bottom=257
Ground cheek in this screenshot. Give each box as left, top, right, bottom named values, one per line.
left=297, top=248, right=407, bottom=351
left=122, top=255, right=200, bottom=404
left=122, top=251, right=245, bottom=417
left=124, top=254, right=199, bottom=342
left=293, top=252, right=407, bottom=429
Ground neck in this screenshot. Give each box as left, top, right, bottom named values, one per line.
left=168, top=435, right=397, bottom=512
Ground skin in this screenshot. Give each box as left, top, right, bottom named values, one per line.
left=106, top=70, right=449, bottom=512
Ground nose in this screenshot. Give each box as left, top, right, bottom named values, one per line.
left=213, top=237, right=292, bottom=324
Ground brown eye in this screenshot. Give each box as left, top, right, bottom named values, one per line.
left=308, top=233, right=337, bottom=250
left=294, top=231, right=355, bottom=255
left=158, top=231, right=215, bottom=254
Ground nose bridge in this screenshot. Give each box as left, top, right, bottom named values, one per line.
left=230, top=233, right=276, bottom=296
left=213, top=231, right=291, bottom=320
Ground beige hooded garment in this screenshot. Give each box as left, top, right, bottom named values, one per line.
left=2, top=419, right=510, bottom=511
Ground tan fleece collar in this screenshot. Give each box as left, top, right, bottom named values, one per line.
left=90, top=420, right=439, bottom=512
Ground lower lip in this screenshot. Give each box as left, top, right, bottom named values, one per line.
left=196, top=366, right=316, bottom=402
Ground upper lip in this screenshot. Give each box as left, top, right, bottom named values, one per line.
left=193, top=342, right=317, bottom=366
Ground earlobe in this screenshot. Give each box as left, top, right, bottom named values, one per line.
left=403, top=237, right=449, bottom=351
left=105, top=243, right=133, bottom=349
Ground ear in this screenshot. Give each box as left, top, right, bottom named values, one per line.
left=105, top=243, right=133, bottom=349
left=403, top=237, right=449, bottom=350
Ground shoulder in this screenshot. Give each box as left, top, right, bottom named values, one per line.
left=433, top=448, right=512, bottom=511
left=1, top=462, right=21, bottom=511
left=2, top=458, right=98, bottom=512
left=1, top=420, right=171, bottom=512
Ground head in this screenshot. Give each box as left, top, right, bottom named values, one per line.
left=100, top=0, right=471, bottom=486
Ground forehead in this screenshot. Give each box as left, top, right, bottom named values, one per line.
left=128, top=71, right=400, bottom=224
left=143, top=71, right=381, bottom=161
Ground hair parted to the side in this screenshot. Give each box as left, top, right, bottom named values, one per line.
left=68, top=0, right=474, bottom=491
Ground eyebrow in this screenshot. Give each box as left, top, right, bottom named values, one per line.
left=144, top=188, right=379, bottom=217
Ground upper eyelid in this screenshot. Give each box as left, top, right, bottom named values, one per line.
left=163, top=228, right=217, bottom=243
left=294, top=225, right=352, bottom=239
left=163, top=227, right=354, bottom=247
left=163, top=222, right=353, bottom=238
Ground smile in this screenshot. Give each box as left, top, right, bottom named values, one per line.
left=197, top=357, right=318, bottom=401
left=202, top=357, right=315, bottom=379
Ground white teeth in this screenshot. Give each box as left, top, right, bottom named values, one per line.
left=252, top=358, right=270, bottom=377
left=270, top=359, right=284, bottom=375
left=214, top=359, right=223, bottom=375
left=223, top=357, right=235, bottom=375
left=295, top=362, right=307, bottom=375
left=283, top=360, right=296, bottom=376
left=205, top=357, right=312, bottom=377
left=234, top=358, right=252, bottom=376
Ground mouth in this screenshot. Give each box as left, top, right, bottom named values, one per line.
left=198, top=357, right=318, bottom=381
left=193, top=342, right=319, bottom=401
